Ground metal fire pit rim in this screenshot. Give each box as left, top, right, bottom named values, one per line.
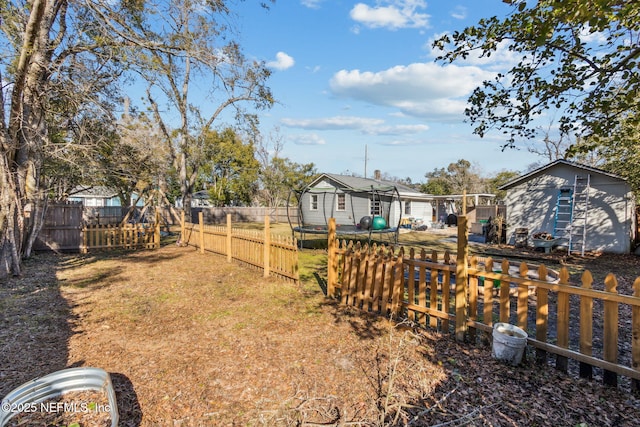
left=0, top=367, right=119, bottom=427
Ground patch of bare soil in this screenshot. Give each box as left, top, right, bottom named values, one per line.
left=2, top=244, right=640, bottom=426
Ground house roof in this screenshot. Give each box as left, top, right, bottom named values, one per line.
left=70, top=186, right=118, bottom=198
left=193, top=190, right=210, bottom=199
left=499, top=159, right=626, bottom=190
left=306, top=173, right=427, bottom=198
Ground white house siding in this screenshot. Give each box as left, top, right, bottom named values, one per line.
left=398, top=199, right=433, bottom=224
left=504, top=162, right=634, bottom=253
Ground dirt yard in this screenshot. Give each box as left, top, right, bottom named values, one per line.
left=2, top=238, right=640, bottom=426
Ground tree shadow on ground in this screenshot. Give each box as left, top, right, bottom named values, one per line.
left=0, top=253, right=143, bottom=426
left=54, top=247, right=190, bottom=271
left=313, top=272, right=327, bottom=295
left=0, top=253, right=73, bottom=397
left=319, top=298, right=389, bottom=341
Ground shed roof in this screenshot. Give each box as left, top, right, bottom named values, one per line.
left=499, top=159, right=626, bottom=190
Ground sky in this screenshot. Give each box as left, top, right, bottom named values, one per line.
left=229, top=0, right=545, bottom=184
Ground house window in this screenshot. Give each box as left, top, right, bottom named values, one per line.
left=310, top=194, right=318, bottom=211
left=370, top=196, right=381, bottom=216
left=336, top=194, right=346, bottom=211
left=404, top=201, right=411, bottom=215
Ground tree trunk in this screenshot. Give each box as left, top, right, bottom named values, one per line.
left=0, top=153, right=22, bottom=277
left=23, top=197, right=47, bottom=259
left=0, top=0, right=54, bottom=278
left=182, top=193, right=193, bottom=224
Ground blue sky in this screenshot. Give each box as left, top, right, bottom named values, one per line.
left=232, top=0, right=543, bottom=183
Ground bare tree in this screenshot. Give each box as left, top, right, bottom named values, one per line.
left=1, top=0, right=126, bottom=276
left=0, top=0, right=274, bottom=277
left=138, top=0, right=275, bottom=222
left=255, top=127, right=317, bottom=208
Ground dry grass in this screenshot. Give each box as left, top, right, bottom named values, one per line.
left=1, top=246, right=447, bottom=426
left=2, top=228, right=640, bottom=426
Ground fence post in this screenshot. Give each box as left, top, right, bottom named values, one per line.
left=264, top=215, right=271, bottom=278
left=226, top=213, right=232, bottom=263
left=603, top=273, right=619, bottom=387
left=154, top=210, right=161, bottom=249
left=632, top=278, right=640, bottom=393
left=468, top=256, right=478, bottom=342
left=180, top=211, right=185, bottom=245
left=391, top=251, right=404, bottom=317
left=198, top=211, right=205, bottom=254
left=580, top=270, right=594, bottom=380
left=556, top=268, right=570, bottom=373
left=418, top=249, right=427, bottom=325
left=430, top=250, right=439, bottom=330
left=407, top=248, right=416, bottom=322
left=327, top=218, right=337, bottom=298
left=455, top=215, right=469, bottom=342
left=536, top=264, right=549, bottom=365
left=517, top=262, right=529, bottom=329
left=81, top=225, right=87, bottom=254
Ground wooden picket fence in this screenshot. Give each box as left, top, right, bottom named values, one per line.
left=82, top=212, right=161, bottom=252
left=326, top=217, right=640, bottom=392
left=181, top=213, right=299, bottom=283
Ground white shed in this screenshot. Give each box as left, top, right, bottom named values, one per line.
left=499, top=160, right=636, bottom=254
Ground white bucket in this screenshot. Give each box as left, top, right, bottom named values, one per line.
left=492, top=322, right=528, bottom=365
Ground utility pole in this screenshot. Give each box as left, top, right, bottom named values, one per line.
left=364, top=144, right=368, bottom=178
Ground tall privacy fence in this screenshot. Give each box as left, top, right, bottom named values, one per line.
left=180, top=212, right=299, bottom=283
left=326, top=217, right=640, bottom=392
left=34, top=202, right=161, bottom=252
left=191, top=206, right=297, bottom=225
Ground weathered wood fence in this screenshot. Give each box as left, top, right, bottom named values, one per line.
left=191, top=206, right=297, bottom=224
left=34, top=202, right=161, bottom=252
left=34, top=202, right=84, bottom=251
left=181, top=213, right=299, bottom=283
left=327, top=217, right=640, bottom=391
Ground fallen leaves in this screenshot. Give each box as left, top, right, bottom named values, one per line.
left=2, top=246, right=640, bottom=426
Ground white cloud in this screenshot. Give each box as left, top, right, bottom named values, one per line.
left=281, top=116, right=429, bottom=137
left=426, top=33, right=521, bottom=72
left=450, top=6, right=467, bottom=20
left=281, top=116, right=385, bottom=130
left=288, top=133, right=327, bottom=145
left=379, top=139, right=425, bottom=146
left=329, top=62, right=496, bottom=120
left=267, top=52, right=295, bottom=71
left=363, top=124, right=429, bottom=135
left=301, top=0, right=323, bottom=9
left=578, top=26, right=608, bottom=45
left=350, top=0, right=430, bottom=30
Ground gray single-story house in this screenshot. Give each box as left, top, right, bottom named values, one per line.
left=296, top=173, right=436, bottom=230
left=499, top=160, right=636, bottom=254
